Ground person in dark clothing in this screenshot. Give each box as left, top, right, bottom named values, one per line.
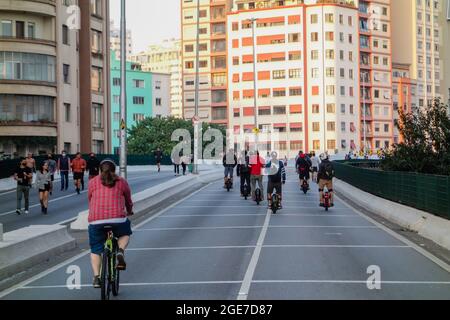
left=87, top=153, right=101, bottom=180
left=296, top=152, right=312, bottom=188
left=266, top=152, right=286, bottom=209
left=237, top=151, right=251, bottom=197
left=222, top=149, right=238, bottom=188
left=14, top=160, right=33, bottom=215
left=318, top=153, right=335, bottom=207
left=57, top=151, right=71, bottom=191
left=154, top=148, right=163, bottom=173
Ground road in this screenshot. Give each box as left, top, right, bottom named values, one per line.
left=0, top=169, right=176, bottom=232
left=1, top=167, right=450, bottom=300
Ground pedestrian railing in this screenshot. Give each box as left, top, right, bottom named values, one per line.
left=334, top=161, right=450, bottom=220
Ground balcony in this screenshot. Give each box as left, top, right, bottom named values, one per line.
left=0, top=0, right=57, bottom=17
left=0, top=35, right=56, bottom=47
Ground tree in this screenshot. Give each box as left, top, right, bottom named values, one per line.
left=381, top=99, right=450, bottom=175
left=127, top=116, right=226, bottom=157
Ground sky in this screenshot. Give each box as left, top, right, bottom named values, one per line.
left=110, top=0, right=181, bottom=54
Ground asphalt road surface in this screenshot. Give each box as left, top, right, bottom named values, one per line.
left=2, top=167, right=450, bottom=300
left=0, top=169, right=177, bottom=232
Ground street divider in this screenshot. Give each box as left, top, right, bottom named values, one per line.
left=335, top=178, right=450, bottom=251
left=0, top=225, right=76, bottom=283
left=71, top=168, right=223, bottom=231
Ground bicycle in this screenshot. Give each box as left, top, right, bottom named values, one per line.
left=323, top=188, right=334, bottom=212
left=100, top=226, right=120, bottom=300
left=301, top=179, right=309, bottom=195
left=242, top=182, right=250, bottom=200
left=254, top=186, right=262, bottom=206
left=271, top=192, right=280, bottom=214
left=225, top=177, right=233, bottom=192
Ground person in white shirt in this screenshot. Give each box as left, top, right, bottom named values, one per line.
left=310, top=152, right=320, bottom=183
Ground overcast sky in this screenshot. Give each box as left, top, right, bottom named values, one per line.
left=110, top=0, right=181, bottom=54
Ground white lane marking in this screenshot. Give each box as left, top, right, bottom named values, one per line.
left=177, top=205, right=348, bottom=210
left=135, top=226, right=263, bottom=232
left=335, top=194, right=450, bottom=274
left=18, top=280, right=450, bottom=290
left=0, top=183, right=211, bottom=298
left=0, top=175, right=153, bottom=217
left=237, top=209, right=272, bottom=301
left=269, top=225, right=379, bottom=229
left=251, top=280, right=450, bottom=285
left=127, top=245, right=256, bottom=251
left=158, top=214, right=267, bottom=218
left=20, top=281, right=243, bottom=290
left=262, top=245, right=410, bottom=248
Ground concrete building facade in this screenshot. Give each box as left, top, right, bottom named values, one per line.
left=0, top=0, right=111, bottom=157
left=110, top=19, right=132, bottom=61
left=228, top=0, right=360, bottom=157
left=131, top=39, right=183, bottom=118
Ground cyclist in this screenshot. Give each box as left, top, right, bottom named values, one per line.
left=265, top=152, right=286, bottom=209
left=237, top=150, right=250, bottom=197
left=249, top=151, right=265, bottom=202
left=296, top=152, right=311, bottom=188
left=318, top=153, right=335, bottom=207
left=222, top=149, right=237, bottom=188
left=88, top=159, right=134, bottom=288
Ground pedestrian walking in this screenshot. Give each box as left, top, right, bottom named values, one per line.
left=57, top=150, right=71, bottom=191
left=181, top=155, right=189, bottom=176
left=172, top=156, right=180, bottom=176
left=36, top=162, right=51, bottom=214
left=46, top=153, right=57, bottom=195
left=87, top=153, right=101, bottom=180
left=154, top=147, right=163, bottom=173
left=25, top=152, right=36, bottom=186
left=14, top=159, right=32, bottom=215
left=71, top=152, right=86, bottom=195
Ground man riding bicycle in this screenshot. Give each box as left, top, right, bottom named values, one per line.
left=237, top=150, right=250, bottom=197
left=318, top=153, right=335, bottom=207
left=88, top=159, right=134, bottom=288
left=223, top=149, right=237, bottom=188
left=265, top=152, right=286, bottom=209
left=296, top=152, right=312, bottom=188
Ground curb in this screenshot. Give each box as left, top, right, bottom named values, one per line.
left=0, top=225, right=76, bottom=282
left=335, top=179, right=450, bottom=251
left=71, top=170, right=223, bottom=231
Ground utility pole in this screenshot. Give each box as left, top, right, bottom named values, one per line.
left=119, top=0, right=127, bottom=178
left=193, top=0, right=201, bottom=175
left=251, top=18, right=258, bottom=150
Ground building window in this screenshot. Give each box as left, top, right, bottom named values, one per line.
left=63, top=64, right=70, bottom=84
left=155, top=81, right=161, bottom=89
left=0, top=52, right=56, bottom=82
left=92, top=140, right=104, bottom=154
left=155, top=98, right=162, bottom=106
left=91, top=67, right=102, bottom=92
left=312, top=122, right=320, bottom=132
left=133, top=97, right=145, bottom=105
left=63, top=25, right=69, bottom=45
left=133, top=113, right=145, bottom=122
left=133, top=79, right=145, bottom=88
left=273, top=106, right=286, bottom=115
left=113, top=112, right=120, bottom=121
left=113, top=78, right=121, bottom=86
left=212, top=107, right=227, bottom=120
left=0, top=95, right=55, bottom=123
left=90, top=0, right=102, bottom=17
left=1, top=20, right=12, bottom=36
left=91, top=30, right=102, bottom=54
left=27, top=22, right=35, bottom=39
left=92, top=103, right=102, bottom=128
left=64, top=103, right=71, bottom=122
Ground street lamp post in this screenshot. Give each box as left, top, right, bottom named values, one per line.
left=193, top=0, right=201, bottom=175
left=119, top=0, right=127, bottom=178
left=250, top=18, right=258, bottom=150
left=363, top=77, right=367, bottom=156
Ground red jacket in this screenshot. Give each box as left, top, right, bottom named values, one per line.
left=249, top=155, right=265, bottom=176
left=71, top=158, right=86, bottom=173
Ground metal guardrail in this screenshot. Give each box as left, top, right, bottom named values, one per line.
left=334, top=161, right=450, bottom=220
left=0, top=154, right=174, bottom=179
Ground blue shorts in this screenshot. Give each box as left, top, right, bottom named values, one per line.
left=88, top=220, right=133, bottom=255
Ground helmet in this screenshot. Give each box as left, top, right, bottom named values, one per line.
left=100, top=158, right=117, bottom=167
left=319, top=153, right=329, bottom=161
left=271, top=151, right=278, bottom=158
left=300, top=154, right=306, bottom=159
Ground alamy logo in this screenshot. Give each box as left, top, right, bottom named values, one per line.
left=66, top=5, right=80, bottom=30
left=366, top=265, right=381, bottom=290
left=66, top=265, right=81, bottom=290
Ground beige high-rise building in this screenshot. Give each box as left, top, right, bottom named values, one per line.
left=439, top=0, right=450, bottom=106
left=0, top=0, right=111, bottom=157
left=110, top=20, right=132, bottom=61
left=392, top=0, right=442, bottom=109
left=131, top=39, right=183, bottom=118
left=181, top=0, right=234, bottom=125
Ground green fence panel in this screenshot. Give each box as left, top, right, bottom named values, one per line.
left=334, top=161, right=450, bottom=220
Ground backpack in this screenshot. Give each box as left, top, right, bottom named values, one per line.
left=323, top=161, right=334, bottom=179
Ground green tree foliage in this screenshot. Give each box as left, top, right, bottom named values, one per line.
left=127, top=116, right=226, bottom=156
left=381, top=99, right=450, bottom=175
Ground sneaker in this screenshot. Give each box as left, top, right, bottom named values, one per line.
left=16, top=209, right=21, bottom=215
left=93, top=276, right=101, bottom=288
left=43, top=207, right=48, bottom=215
left=24, top=210, right=29, bottom=214
left=116, top=250, right=127, bottom=271
left=319, top=203, right=324, bottom=207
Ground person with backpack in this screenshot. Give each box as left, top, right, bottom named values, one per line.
left=296, top=152, right=312, bottom=188
left=318, top=153, right=335, bottom=207
left=265, top=151, right=286, bottom=209
left=87, top=153, right=101, bottom=180
left=237, top=150, right=250, bottom=198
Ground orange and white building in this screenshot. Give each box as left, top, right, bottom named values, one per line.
left=227, top=0, right=361, bottom=157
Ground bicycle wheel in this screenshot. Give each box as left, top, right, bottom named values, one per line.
left=100, top=252, right=109, bottom=300
left=111, top=252, right=120, bottom=297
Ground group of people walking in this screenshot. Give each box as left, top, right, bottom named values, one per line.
left=14, top=152, right=101, bottom=215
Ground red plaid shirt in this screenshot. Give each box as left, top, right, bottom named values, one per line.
left=88, top=176, right=133, bottom=223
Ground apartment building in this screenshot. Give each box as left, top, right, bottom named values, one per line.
left=110, top=20, right=133, bottom=61
left=181, top=0, right=234, bottom=125
left=0, top=0, right=110, bottom=157
left=228, top=0, right=361, bottom=157
left=131, top=39, right=183, bottom=118
left=358, top=0, right=394, bottom=151
left=439, top=0, right=450, bottom=107
left=392, top=0, right=442, bottom=110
